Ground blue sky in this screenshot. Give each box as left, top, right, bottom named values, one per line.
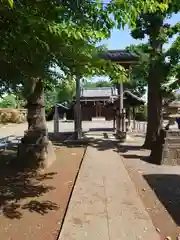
left=92, top=13, right=179, bottom=79
left=91, top=13, right=180, bottom=100
left=101, top=13, right=180, bottom=50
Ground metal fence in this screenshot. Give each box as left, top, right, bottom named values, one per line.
left=0, top=135, right=21, bottom=150
left=130, top=121, right=147, bottom=134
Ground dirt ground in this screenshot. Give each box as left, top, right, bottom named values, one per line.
left=0, top=144, right=86, bottom=240
left=119, top=136, right=180, bottom=240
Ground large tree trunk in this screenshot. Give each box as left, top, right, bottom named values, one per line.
left=17, top=78, right=56, bottom=170
left=143, top=69, right=162, bottom=149
left=143, top=15, right=164, bottom=150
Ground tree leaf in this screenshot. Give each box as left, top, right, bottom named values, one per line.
left=8, top=0, right=13, bottom=8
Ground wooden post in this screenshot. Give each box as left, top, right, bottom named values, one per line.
left=119, top=82, right=123, bottom=129
left=74, top=77, right=82, bottom=140
left=133, top=107, right=136, bottom=130
left=113, top=105, right=116, bottom=130
left=127, top=107, right=131, bottom=126
left=54, top=104, right=59, bottom=133
left=122, top=108, right=126, bottom=132
left=116, top=82, right=123, bottom=135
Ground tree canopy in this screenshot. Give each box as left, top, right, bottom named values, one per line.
left=124, top=44, right=149, bottom=97
left=0, top=0, right=125, bottom=95
left=1, top=0, right=175, bottom=92
left=130, top=2, right=180, bottom=151
left=82, top=79, right=112, bottom=88
left=0, top=94, right=17, bottom=108
left=1, top=0, right=177, bottom=163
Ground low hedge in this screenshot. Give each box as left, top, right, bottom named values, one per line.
left=135, top=105, right=147, bottom=121
left=0, top=108, right=26, bottom=124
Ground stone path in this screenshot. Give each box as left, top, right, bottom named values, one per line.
left=0, top=122, right=27, bottom=137
left=58, top=141, right=160, bottom=240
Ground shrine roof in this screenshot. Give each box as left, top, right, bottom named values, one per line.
left=115, top=90, right=145, bottom=106
left=80, top=87, right=145, bottom=106
left=81, top=87, right=117, bottom=98
left=100, top=50, right=139, bottom=63
left=124, top=90, right=145, bottom=104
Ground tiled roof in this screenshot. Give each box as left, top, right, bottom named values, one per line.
left=106, top=90, right=145, bottom=106
left=101, top=50, right=139, bottom=62
left=81, top=87, right=118, bottom=98
left=80, top=87, right=145, bottom=106
left=56, top=103, right=69, bottom=110
left=123, top=90, right=145, bottom=104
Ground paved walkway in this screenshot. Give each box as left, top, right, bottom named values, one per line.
left=58, top=141, right=160, bottom=240
left=0, top=122, right=28, bottom=137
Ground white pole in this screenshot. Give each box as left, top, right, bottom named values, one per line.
left=54, top=104, right=59, bottom=133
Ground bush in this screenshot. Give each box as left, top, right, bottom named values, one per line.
left=0, top=94, right=17, bottom=108
left=135, top=105, right=147, bottom=121
left=0, top=108, right=26, bottom=124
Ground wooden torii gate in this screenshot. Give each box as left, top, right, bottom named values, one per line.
left=74, top=50, right=139, bottom=140
left=101, top=50, right=139, bottom=138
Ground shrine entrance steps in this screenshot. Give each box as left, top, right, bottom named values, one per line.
left=91, top=117, right=106, bottom=121
left=85, top=131, right=116, bottom=140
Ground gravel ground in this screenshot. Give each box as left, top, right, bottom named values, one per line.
left=2, top=121, right=180, bottom=239
left=0, top=145, right=86, bottom=240
left=118, top=135, right=180, bottom=240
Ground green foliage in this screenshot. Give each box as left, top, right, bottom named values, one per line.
left=109, top=0, right=171, bottom=29
left=129, top=2, right=180, bottom=148
left=0, top=94, right=17, bottom=108
left=0, top=0, right=172, bottom=96
left=57, top=77, right=76, bottom=103
left=130, top=7, right=180, bottom=87
left=44, top=75, right=76, bottom=112
left=0, top=0, right=125, bottom=93
left=135, top=105, right=147, bottom=121
left=44, top=89, right=57, bottom=112
left=125, top=44, right=149, bottom=97
left=82, top=80, right=112, bottom=88
left=129, top=4, right=180, bottom=109
left=0, top=0, right=176, bottom=120
left=0, top=3, right=86, bottom=90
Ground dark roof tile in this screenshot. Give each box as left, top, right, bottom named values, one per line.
left=81, top=87, right=117, bottom=98
left=101, top=50, right=139, bottom=62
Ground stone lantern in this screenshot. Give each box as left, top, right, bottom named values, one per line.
left=164, top=100, right=180, bottom=129
left=158, top=100, right=180, bottom=165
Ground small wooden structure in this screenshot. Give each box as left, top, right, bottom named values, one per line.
left=52, top=49, right=140, bottom=139
left=100, top=50, right=139, bottom=136
left=80, top=87, right=117, bottom=120
left=72, top=50, right=140, bottom=122
left=105, top=90, right=145, bottom=120
left=46, top=103, right=69, bottom=121
left=65, top=87, right=145, bottom=121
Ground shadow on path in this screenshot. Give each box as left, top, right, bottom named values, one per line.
left=0, top=150, right=58, bottom=219
left=115, top=143, right=153, bottom=164
left=89, top=127, right=114, bottom=132
left=144, top=174, right=180, bottom=226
